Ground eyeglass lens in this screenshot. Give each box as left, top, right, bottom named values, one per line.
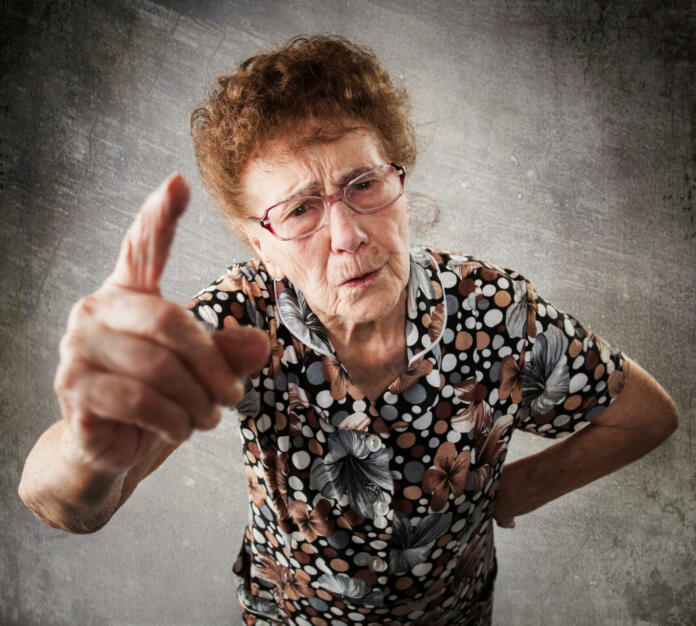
left=269, top=164, right=402, bottom=240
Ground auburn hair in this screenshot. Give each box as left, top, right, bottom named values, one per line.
left=190, top=35, right=417, bottom=221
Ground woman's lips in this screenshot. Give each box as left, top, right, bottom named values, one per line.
left=341, top=267, right=382, bottom=287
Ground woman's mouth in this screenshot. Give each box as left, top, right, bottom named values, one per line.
left=341, top=267, right=382, bottom=287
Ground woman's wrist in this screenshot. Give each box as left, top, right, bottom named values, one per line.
left=19, top=420, right=126, bottom=532
left=58, top=421, right=125, bottom=492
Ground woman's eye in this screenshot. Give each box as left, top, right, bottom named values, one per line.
left=354, top=180, right=374, bottom=191
left=289, top=204, right=308, bottom=218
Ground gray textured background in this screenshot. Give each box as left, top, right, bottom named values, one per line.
left=2, top=1, right=694, bottom=624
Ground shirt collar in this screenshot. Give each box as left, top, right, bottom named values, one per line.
left=273, top=247, right=447, bottom=364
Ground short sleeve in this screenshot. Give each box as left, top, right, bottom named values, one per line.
left=184, top=260, right=272, bottom=419
left=184, top=260, right=270, bottom=333
left=513, top=278, right=628, bottom=438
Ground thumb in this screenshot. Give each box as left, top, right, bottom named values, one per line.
left=106, top=173, right=190, bottom=293
left=213, top=326, right=271, bottom=377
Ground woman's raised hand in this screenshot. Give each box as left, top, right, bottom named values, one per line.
left=53, top=174, right=269, bottom=473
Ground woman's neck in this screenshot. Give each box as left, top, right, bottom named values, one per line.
left=320, top=289, right=406, bottom=354
left=320, top=290, right=408, bottom=401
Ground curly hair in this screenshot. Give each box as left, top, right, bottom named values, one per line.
left=190, top=35, right=417, bottom=221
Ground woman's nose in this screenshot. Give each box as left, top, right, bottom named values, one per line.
left=327, top=201, right=368, bottom=254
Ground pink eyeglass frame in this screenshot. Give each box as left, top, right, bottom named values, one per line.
left=252, top=162, right=406, bottom=241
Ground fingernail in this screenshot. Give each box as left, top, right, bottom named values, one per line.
left=164, top=173, right=189, bottom=212
left=223, top=379, right=245, bottom=407
left=161, top=172, right=179, bottom=190
left=207, top=404, right=222, bottom=428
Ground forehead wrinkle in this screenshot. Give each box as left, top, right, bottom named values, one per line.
left=283, top=165, right=375, bottom=200
left=245, top=126, right=388, bottom=209
left=262, top=157, right=374, bottom=204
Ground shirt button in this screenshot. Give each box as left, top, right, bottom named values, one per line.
left=365, top=434, right=382, bottom=452
left=373, top=499, right=389, bottom=517
left=368, top=556, right=387, bottom=572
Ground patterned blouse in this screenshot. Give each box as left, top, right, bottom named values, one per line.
left=186, top=248, right=627, bottom=626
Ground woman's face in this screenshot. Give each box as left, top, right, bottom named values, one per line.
left=240, top=126, right=410, bottom=330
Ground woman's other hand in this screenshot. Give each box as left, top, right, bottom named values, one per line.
left=490, top=358, right=677, bottom=534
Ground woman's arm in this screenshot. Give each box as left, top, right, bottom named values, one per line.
left=18, top=175, right=269, bottom=534
left=493, top=358, right=679, bottom=527
left=18, top=420, right=177, bottom=534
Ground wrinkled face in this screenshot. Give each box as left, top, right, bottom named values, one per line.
left=240, top=126, right=410, bottom=329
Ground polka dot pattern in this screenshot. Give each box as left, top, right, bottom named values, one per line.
left=186, top=249, right=627, bottom=625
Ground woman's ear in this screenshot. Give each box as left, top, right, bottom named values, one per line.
left=236, top=222, right=285, bottom=280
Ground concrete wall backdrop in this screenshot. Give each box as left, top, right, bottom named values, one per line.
left=2, top=1, right=694, bottom=624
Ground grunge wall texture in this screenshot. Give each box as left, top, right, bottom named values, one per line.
left=1, top=1, right=694, bottom=624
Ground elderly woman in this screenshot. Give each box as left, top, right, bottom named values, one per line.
left=19, top=36, right=677, bottom=625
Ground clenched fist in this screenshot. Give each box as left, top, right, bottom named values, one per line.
left=52, top=174, right=269, bottom=472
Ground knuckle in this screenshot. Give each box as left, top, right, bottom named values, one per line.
left=57, top=333, right=71, bottom=360
left=125, top=384, right=151, bottom=414
left=58, top=329, right=83, bottom=360
left=53, top=359, right=81, bottom=395
left=73, top=408, right=93, bottom=430
left=68, top=295, right=96, bottom=327
left=53, top=367, right=67, bottom=396
left=147, top=344, right=173, bottom=374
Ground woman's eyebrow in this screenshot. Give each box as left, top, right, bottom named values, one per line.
left=339, top=166, right=370, bottom=185
left=281, top=166, right=373, bottom=200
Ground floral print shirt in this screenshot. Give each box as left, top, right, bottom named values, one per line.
left=186, top=248, right=627, bottom=626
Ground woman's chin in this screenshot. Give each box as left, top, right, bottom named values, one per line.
left=335, top=285, right=405, bottom=326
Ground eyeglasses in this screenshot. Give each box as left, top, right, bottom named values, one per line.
left=251, top=162, right=406, bottom=241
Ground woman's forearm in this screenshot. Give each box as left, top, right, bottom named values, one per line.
left=18, top=420, right=128, bottom=533
left=497, top=418, right=672, bottom=520
left=495, top=358, right=679, bottom=523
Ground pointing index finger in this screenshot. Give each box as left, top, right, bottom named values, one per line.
left=107, top=173, right=190, bottom=294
